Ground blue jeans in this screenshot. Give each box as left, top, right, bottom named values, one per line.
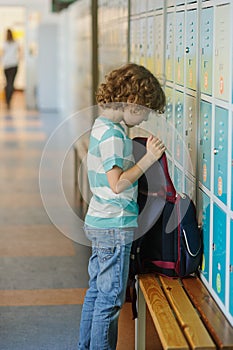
left=78, top=226, right=134, bottom=350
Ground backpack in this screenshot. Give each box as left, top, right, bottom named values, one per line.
left=127, top=137, right=203, bottom=316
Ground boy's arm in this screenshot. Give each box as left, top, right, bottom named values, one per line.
left=107, top=135, right=166, bottom=194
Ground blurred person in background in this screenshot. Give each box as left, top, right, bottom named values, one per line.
left=1, top=28, right=19, bottom=109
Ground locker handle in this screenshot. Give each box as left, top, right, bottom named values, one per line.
left=185, top=47, right=190, bottom=53
left=213, top=148, right=218, bottom=155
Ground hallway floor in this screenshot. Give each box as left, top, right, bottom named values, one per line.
left=0, top=92, right=158, bottom=350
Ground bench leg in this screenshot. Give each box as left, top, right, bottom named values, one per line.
left=135, top=279, right=146, bottom=350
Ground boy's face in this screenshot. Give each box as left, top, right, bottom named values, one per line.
left=123, top=106, right=149, bottom=127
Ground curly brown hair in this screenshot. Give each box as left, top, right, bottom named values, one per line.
left=96, top=63, right=166, bottom=113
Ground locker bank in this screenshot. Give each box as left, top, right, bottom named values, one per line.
left=0, top=0, right=233, bottom=349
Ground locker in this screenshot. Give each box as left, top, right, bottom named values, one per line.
left=167, top=158, right=173, bottom=179
left=230, top=219, right=233, bottom=317
left=154, top=13, right=164, bottom=78
left=165, top=11, right=175, bottom=82
left=214, top=106, right=228, bottom=205
left=165, top=86, right=174, bottom=153
left=185, top=9, right=197, bottom=90
left=214, top=4, right=230, bottom=101
left=139, top=17, right=147, bottom=67
left=199, top=101, right=212, bottom=190
left=138, top=0, right=147, bottom=14
left=175, top=11, right=184, bottom=86
left=200, top=6, right=213, bottom=95
left=148, top=0, right=164, bottom=11
left=213, top=204, right=226, bottom=304
left=184, top=94, right=197, bottom=177
left=232, top=114, right=233, bottom=211
left=174, top=165, right=183, bottom=192
left=134, top=18, right=141, bottom=64
left=129, top=19, right=136, bottom=61
left=167, top=0, right=175, bottom=7
left=146, top=16, right=155, bottom=74
left=199, top=190, right=210, bottom=282
left=185, top=176, right=195, bottom=202
left=174, top=90, right=184, bottom=165
left=130, top=0, right=137, bottom=15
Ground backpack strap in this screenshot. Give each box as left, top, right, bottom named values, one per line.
left=151, top=260, right=176, bottom=269
left=159, top=153, right=176, bottom=202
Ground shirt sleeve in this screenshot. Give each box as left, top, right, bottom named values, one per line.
left=99, top=128, right=125, bottom=172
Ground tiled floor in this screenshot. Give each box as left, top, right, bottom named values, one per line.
left=0, top=92, right=160, bottom=350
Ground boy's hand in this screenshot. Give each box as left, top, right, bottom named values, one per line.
left=146, top=135, right=166, bottom=163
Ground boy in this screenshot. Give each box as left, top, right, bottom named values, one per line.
left=78, top=63, right=166, bottom=350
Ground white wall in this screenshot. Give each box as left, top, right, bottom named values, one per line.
left=0, top=0, right=58, bottom=109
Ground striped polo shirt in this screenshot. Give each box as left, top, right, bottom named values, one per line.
left=85, top=116, right=139, bottom=228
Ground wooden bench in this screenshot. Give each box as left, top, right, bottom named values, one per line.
left=136, top=274, right=233, bottom=350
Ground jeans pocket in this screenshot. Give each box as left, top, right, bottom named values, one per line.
left=98, top=246, right=116, bottom=263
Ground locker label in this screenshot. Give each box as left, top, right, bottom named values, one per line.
left=220, top=76, right=224, bottom=94
left=203, top=163, right=207, bottom=183
left=218, top=176, right=223, bottom=196
left=204, top=72, right=208, bottom=90
left=216, top=273, right=221, bottom=294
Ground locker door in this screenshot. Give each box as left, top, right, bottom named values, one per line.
left=165, top=86, right=174, bottom=153
left=175, top=90, right=184, bottom=165
left=175, top=11, right=184, bottom=86
left=185, top=9, right=197, bottom=90
left=232, top=113, right=233, bottom=211
left=199, top=101, right=212, bottom=190
left=214, top=4, right=230, bottom=101
left=154, top=13, right=164, bottom=78
left=185, top=94, right=197, bottom=177
left=230, top=220, right=233, bottom=317
left=135, top=18, right=141, bottom=64
left=165, top=11, right=175, bottom=82
left=147, top=16, right=155, bottom=74
left=199, top=191, right=210, bottom=282
left=148, top=0, right=164, bottom=11
left=174, top=165, right=183, bottom=192
left=214, top=106, right=228, bottom=205
left=200, top=6, right=213, bottom=95
left=139, top=17, right=147, bottom=67
left=130, top=19, right=137, bottom=62
left=213, top=204, right=226, bottom=304
left=185, top=176, right=195, bottom=202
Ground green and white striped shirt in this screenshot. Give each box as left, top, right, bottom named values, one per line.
left=85, top=116, right=138, bottom=228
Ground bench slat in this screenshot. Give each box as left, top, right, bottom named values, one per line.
left=182, top=277, right=233, bottom=350
left=139, top=274, right=189, bottom=350
left=159, top=276, right=216, bottom=350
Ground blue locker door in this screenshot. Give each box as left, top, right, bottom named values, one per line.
left=213, top=204, right=226, bottom=304
left=200, top=6, right=213, bottom=95
left=174, top=165, right=183, bottom=192
left=200, top=191, right=210, bottom=282
left=199, top=101, right=212, bottom=190
left=175, top=90, right=184, bottom=165
left=165, top=87, right=174, bottom=153
left=185, top=9, right=197, bottom=90
left=214, top=107, right=228, bottom=205
left=232, top=113, right=233, bottom=211
left=175, top=11, right=184, bottom=86
left=230, top=220, right=233, bottom=317
left=166, top=11, right=175, bottom=82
